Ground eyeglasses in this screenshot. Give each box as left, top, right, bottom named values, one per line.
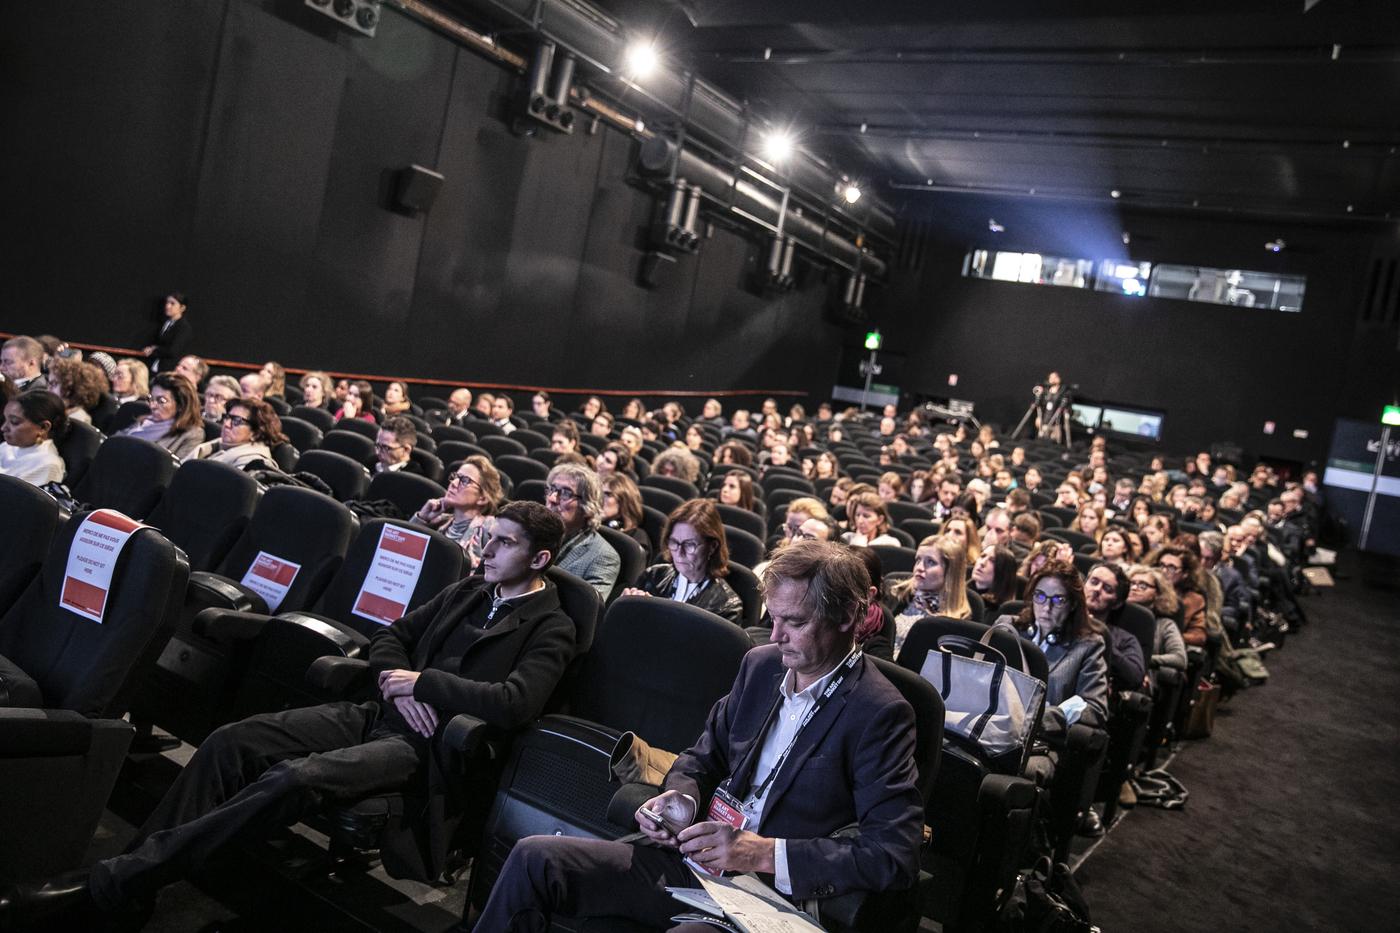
left=1129, top=580, right=1157, bottom=591
left=1032, top=589, right=1069, bottom=608
left=374, top=442, right=405, bottom=453
left=791, top=528, right=822, bottom=541
left=1159, top=562, right=1183, bottom=573
left=544, top=484, right=579, bottom=503
left=668, top=538, right=707, bottom=557
left=448, top=472, right=478, bottom=489
left=149, top=394, right=175, bottom=407
left=221, top=414, right=250, bottom=427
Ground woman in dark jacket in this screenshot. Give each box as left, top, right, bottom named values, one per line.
left=625, top=498, right=743, bottom=625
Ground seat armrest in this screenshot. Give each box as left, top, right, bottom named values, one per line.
left=306, top=656, right=372, bottom=696
left=1116, top=690, right=1153, bottom=716
left=979, top=773, right=1038, bottom=812
left=441, top=712, right=510, bottom=767
left=606, top=781, right=659, bottom=827
left=0, top=708, right=132, bottom=757
left=273, top=611, right=367, bottom=658
left=1155, top=667, right=1184, bottom=689
left=1065, top=722, right=1109, bottom=756
left=188, top=571, right=269, bottom=615
left=192, top=608, right=272, bottom=643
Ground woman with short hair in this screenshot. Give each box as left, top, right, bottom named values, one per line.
left=411, top=455, right=503, bottom=569
left=118, top=372, right=206, bottom=459
left=299, top=371, right=334, bottom=410
left=112, top=358, right=150, bottom=405
left=191, top=399, right=285, bottom=468
left=625, top=498, right=743, bottom=625
left=652, top=446, right=701, bottom=484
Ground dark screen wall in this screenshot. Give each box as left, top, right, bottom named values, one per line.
left=0, top=0, right=848, bottom=400
left=877, top=195, right=1400, bottom=465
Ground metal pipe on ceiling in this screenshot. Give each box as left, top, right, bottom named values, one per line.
left=415, top=0, right=896, bottom=243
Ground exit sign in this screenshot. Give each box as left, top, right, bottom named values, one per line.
left=1384, top=405, right=1400, bottom=427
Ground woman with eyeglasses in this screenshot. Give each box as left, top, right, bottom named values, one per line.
left=1146, top=544, right=1207, bottom=646
left=1126, top=564, right=1188, bottom=685
left=600, top=472, right=653, bottom=561
left=117, top=372, right=206, bottom=459
left=623, top=498, right=743, bottom=625
left=190, top=398, right=285, bottom=468
left=1000, top=560, right=1108, bottom=741
left=889, top=535, right=972, bottom=657
left=412, top=455, right=503, bottom=570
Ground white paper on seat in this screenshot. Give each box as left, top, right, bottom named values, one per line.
left=61, top=509, right=145, bottom=624
left=350, top=524, right=431, bottom=625
left=689, top=871, right=824, bottom=933
left=239, top=552, right=302, bottom=613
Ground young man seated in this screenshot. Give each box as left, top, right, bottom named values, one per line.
left=0, top=502, right=575, bottom=928
left=470, top=540, right=924, bottom=931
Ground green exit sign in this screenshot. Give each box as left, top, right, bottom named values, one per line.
left=864, top=330, right=882, bottom=351
left=1384, top=405, right=1400, bottom=427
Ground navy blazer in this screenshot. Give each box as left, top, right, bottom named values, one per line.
left=663, top=644, right=923, bottom=901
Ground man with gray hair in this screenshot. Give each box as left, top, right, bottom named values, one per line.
left=471, top=539, right=923, bottom=930
left=1199, top=531, right=1249, bottom=641
left=1, top=336, right=44, bottom=392
left=543, top=462, right=620, bottom=600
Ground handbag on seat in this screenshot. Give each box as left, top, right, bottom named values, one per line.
left=919, top=626, right=1046, bottom=772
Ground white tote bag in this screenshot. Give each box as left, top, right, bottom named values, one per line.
left=919, top=627, right=1045, bottom=764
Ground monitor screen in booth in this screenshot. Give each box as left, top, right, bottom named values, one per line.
left=1322, top=418, right=1400, bottom=556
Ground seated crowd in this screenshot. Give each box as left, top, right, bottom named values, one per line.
left=0, top=329, right=1326, bottom=930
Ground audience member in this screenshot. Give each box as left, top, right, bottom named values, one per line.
left=625, top=498, right=742, bottom=625
left=202, top=375, right=241, bottom=425
left=46, top=357, right=106, bottom=424
left=191, top=399, right=284, bottom=468
left=841, top=493, right=900, bottom=547
left=544, top=462, right=620, bottom=600
left=299, top=371, right=334, bottom=410
left=600, top=472, right=652, bottom=558
left=1, top=336, right=46, bottom=392
left=112, top=358, right=150, bottom=405
left=142, top=291, right=192, bottom=373
left=174, top=354, right=210, bottom=389
left=118, top=373, right=206, bottom=460
left=891, top=534, right=973, bottom=655
left=374, top=416, right=422, bottom=475
left=0, top=391, right=67, bottom=486
left=412, top=455, right=502, bottom=570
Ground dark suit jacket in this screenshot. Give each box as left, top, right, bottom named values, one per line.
left=664, top=645, right=923, bottom=901
left=365, top=577, right=577, bottom=731
left=148, top=317, right=192, bottom=373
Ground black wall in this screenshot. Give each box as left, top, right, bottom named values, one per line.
left=877, top=194, right=1400, bottom=465
left=0, top=0, right=850, bottom=400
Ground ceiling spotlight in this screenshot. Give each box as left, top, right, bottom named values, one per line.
left=1121, top=231, right=1131, bottom=245
left=624, top=40, right=659, bottom=80
left=1265, top=238, right=1286, bottom=253
left=842, top=182, right=862, bottom=204
left=988, top=219, right=1005, bottom=233
left=1110, top=189, right=1122, bottom=199
left=762, top=129, right=795, bottom=163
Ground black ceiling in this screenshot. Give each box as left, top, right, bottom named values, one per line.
left=596, top=0, right=1400, bottom=223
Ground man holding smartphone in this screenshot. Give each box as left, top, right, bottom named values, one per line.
left=472, top=540, right=924, bottom=931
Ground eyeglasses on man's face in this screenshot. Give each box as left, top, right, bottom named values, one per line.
left=374, top=442, right=405, bottom=453
left=544, top=484, right=579, bottom=503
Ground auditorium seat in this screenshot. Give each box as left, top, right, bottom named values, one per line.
left=71, top=435, right=178, bottom=519
left=872, top=544, right=917, bottom=574
left=103, top=400, right=149, bottom=436
left=295, top=449, right=371, bottom=501
left=56, top=419, right=104, bottom=489
left=290, top=405, right=335, bottom=432
left=722, top=524, right=765, bottom=569
left=128, top=486, right=357, bottom=744
left=278, top=416, right=324, bottom=453
left=639, top=485, right=684, bottom=515
left=596, top=525, right=646, bottom=604
left=408, top=447, right=445, bottom=484
left=885, top=499, right=934, bottom=526
left=145, top=459, right=262, bottom=574
left=0, top=475, right=61, bottom=615
left=494, top=453, right=549, bottom=487
left=640, top=474, right=699, bottom=501
left=511, top=428, right=550, bottom=451
left=431, top=424, right=476, bottom=445
left=714, top=501, right=765, bottom=540
left=479, top=435, right=527, bottom=459
left=513, top=478, right=546, bottom=504
left=0, top=512, right=189, bottom=879
left=725, top=560, right=762, bottom=627
left=436, top=439, right=491, bottom=466
left=466, top=596, right=752, bottom=911
left=760, top=472, right=816, bottom=496
left=366, top=470, right=445, bottom=518
left=901, top=518, right=942, bottom=543
left=319, top=429, right=376, bottom=466
left=333, top=417, right=379, bottom=441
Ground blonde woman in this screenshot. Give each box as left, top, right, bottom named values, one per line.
left=890, top=535, right=971, bottom=658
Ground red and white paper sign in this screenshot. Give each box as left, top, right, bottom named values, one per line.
left=351, top=524, right=431, bottom=625
left=240, top=552, right=302, bottom=613
left=61, top=510, right=145, bottom=624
